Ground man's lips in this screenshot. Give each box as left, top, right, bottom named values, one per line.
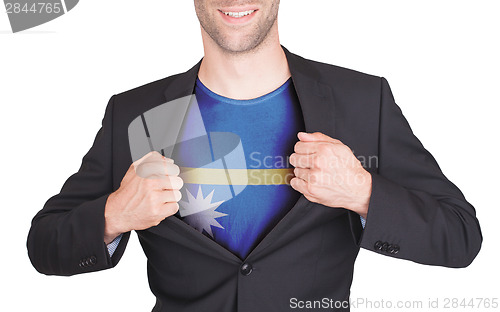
left=218, top=8, right=258, bottom=24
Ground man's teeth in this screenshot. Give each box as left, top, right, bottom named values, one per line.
left=222, top=10, right=255, bottom=18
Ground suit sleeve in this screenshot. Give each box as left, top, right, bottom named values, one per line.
left=27, top=95, right=130, bottom=276
left=351, top=77, right=482, bottom=268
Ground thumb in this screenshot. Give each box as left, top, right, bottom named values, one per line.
left=133, top=151, right=173, bottom=167
left=133, top=151, right=160, bottom=167
left=298, top=132, right=340, bottom=143
left=130, top=151, right=173, bottom=176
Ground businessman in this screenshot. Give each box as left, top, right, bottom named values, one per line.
left=27, top=1, right=482, bottom=311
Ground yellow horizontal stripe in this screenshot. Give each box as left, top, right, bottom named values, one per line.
left=179, top=167, right=294, bottom=185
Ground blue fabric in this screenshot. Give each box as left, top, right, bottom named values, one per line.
left=106, top=234, right=122, bottom=257
left=360, top=216, right=366, bottom=228
left=175, top=77, right=305, bottom=259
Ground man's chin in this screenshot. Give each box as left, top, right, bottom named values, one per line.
left=215, top=36, right=267, bottom=55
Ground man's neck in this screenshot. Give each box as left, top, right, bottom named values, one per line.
left=197, top=31, right=291, bottom=100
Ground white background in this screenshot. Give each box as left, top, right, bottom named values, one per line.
left=1, top=0, right=499, bottom=311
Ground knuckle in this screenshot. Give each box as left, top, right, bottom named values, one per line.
left=306, top=182, right=317, bottom=197
left=295, top=156, right=305, bottom=167
left=173, top=190, right=182, bottom=202
left=162, top=178, right=173, bottom=190
left=337, top=144, right=351, bottom=155
left=305, top=194, right=318, bottom=203
left=135, top=164, right=150, bottom=178
left=166, top=202, right=179, bottom=215
left=312, top=156, right=322, bottom=168
left=294, top=142, right=301, bottom=152
left=318, top=144, right=330, bottom=154
left=149, top=203, right=160, bottom=217
left=173, top=164, right=181, bottom=176
left=166, top=163, right=180, bottom=176
left=309, top=171, right=319, bottom=184
left=309, top=167, right=320, bottom=176
left=333, top=138, right=344, bottom=145
left=142, top=177, right=157, bottom=188
left=152, top=216, right=162, bottom=227
left=161, top=191, right=172, bottom=204
left=172, top=176, right=184, bottom=189
left=297, top=155, right=306, bottom=168
left=138, top=162, right=152, bottom=171
left=149, top=151, right=161, bottom=160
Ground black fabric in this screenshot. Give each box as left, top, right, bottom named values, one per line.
left=27, top=46, right=482, bottom=311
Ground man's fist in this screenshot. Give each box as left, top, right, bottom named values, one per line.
left=289, top=132, right=372, bottom=219
left=104, top=151, right=184, bottom=244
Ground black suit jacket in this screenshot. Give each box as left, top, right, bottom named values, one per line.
left=27, top=46, right=482, bottom=311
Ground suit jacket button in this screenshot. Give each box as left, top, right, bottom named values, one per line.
left=240, top=263, right=253, bottom=276
left=393, top=245, right=400, bottom=254
left=381, top=242, right=389, bottom=252
left=387, top=244, right=394, bottom=253
left=374, top=241, right=383, bottom=250
left=89, top=256, right=97, bottom=265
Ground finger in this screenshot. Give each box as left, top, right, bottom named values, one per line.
left=298, top=132, right=342, bottom=144
left=133, top=151, right=161, bottom=167
left=127, top=152, right=157, bottom=181
left=161, top=202, right=180, bottom=217
left=294, top=168, right=324, bottom=185
left=165, top=163, right=180, bottom=176
left=290, top=177, right=319, bottom=203
left=158, top=190, right=182, bottom=203
left=141, top=154, right=175, bottom=167
left=290, top=177, right=313, bottom=197
left=293, top=141, right=343, bottom=155
left=136, top=162, right=180, bottom=178
left=164, top=157, right=174, bottom=163
left=293, top=167, right=311, bottom=181
left=294, top=141, right=316, bottom=154
left=290, top=153, right=315, bottom=169
left=290, top=176, right=305, bottom=192
left=142, top=155, right=174, bottom=165
left=134, top=151, right=174, bottom=168
left=161, top=176, right=184, bottom=190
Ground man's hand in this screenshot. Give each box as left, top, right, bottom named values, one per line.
left=289, top=132, right=372, bottom=219
left=103, top=151, right=184, bottom=244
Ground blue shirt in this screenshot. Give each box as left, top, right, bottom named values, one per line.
left=171, top=77, right=305, bottom=260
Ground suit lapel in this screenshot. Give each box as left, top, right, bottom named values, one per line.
left=282, top=45, right=336, bottom=136
left=245, top=47, right=337, bottom=258
left=158, top=46, right=338, bottom=261
left=163, top=60, right=201, bottom=102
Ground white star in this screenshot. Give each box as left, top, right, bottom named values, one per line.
left=179, top=186, right=227, bottom=237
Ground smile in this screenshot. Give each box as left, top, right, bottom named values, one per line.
left=220, top=10, right=256, bottom=18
